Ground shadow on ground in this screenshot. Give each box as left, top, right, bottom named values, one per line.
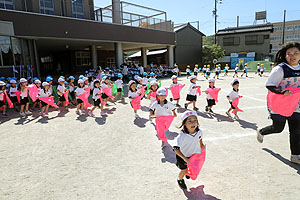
left=183, top=185, right=221, bottom=200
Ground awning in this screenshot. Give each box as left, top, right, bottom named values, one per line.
left=128, top=49, right=167, bottom=58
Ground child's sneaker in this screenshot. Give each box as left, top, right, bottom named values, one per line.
left=184, top=104, right=188, bottom=109
left=88, top=111, right=95, bottom=117
left=193, top=107, right=199, bottom=111
left=25, top=110, right=32, bottom=115
left=226, top=111, right=231, bottom=118
left=170, top=98, right=173, bottom=102
left=291, top=155, right=300, bottom=164
left=81, top=110, right=85, bottom=114
left=101, top=111, right=105, bottom=116
left=185, top=175, right=190, bottom=179
left=205, top=106, right=208, bottom=112
left=177, top=179, right=187, bottom=190
left=234, top=115, right=239, bottom=120
left=209, top=108, right=214, bottom=113
left=2, top=113, right=8, bottom=118
left=76, top=110, right=80, bottom=115
left=39, top=112, right=43, bottom=116
left=45, top=112, right=48, bottom=115
left=135, top=113, right=139, bottom=118
left=256, top=129, right=264, bottom=143
left=20, top=112, right=25, bottom=116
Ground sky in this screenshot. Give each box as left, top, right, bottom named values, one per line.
left=94, top=0, right=300, bottom=35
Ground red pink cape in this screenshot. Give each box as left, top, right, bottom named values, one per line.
left=186, top=145, right=206, bottom=180
left=155, top=115, right=175, bottom=142
left=171, top=84, right=185, bottom=100
left=39, top=96, right=59, bottom=108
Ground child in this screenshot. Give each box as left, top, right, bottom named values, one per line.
left=194, top=64, right=198, bottom=76
left=256, top=63, right=261, bottom=76
left=186, top=65, right=191, bottom=79
left=205, top=65, right=211, bottom=79
left=214, top=64, right=221, bottom=79
left=205, top=78, right=219, bottom=113
left=39, top=82, right=52, bottom=117
left=57, top=78, right=67, bottom=109
left=241, top=63, right=248, bottom=77
left=75, top=79, right=85, bottom=115
left=68, top=76, right=76, bottom=105
left=173, top=110, right=205, bottom=190
left=233, top=64, right=239, bottom=78
left=100, top=76, right=112, bottom=105
left=142, top=72, right=148, bottom=87
left=260, top=64, right=265, bottom=76
left=19, top=78, right=32, bottom=116
left=9, top=79, right=19, bottom=111
left=83, top=77, right=89, bottom=89
left=136, top=77, right=143, bottom=90
left=90, top=79, right=104, bottom=116
left=148, top=72, right=157, bottom=82
left=226, top=79, right=240, bottom=120
left=202, top=65, right=206, bottom=76
left=169, top=75, right=180, bottom=106
left=115, top=74, right=124, bottom=100
left=224, top=64, right=229, bottom=76
left=46, top=76, right=53, bottom=95
left=31, top=79, right=42, bottom=111
left=184, top=75, right=200, bottom=111
left=0, top=81, right=8, bottom=117
left=128, top=80, right=141, bottom=118
left=147, top=81, right=159, bottom=106
left=149, top=87, right=177, bottom=147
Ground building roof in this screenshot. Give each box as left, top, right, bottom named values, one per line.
left=175, top=23, right=206, bottom=36
left=217, top=23, right=273, bottom=35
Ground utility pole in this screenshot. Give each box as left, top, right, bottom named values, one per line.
left=282, top=10, right=286, bottom=45
left=237, top=16, right=239, bottom=27
left=214, top=0, right=217, bottom=44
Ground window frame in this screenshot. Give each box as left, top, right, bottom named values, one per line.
left=39, top=0, right=55, bottom=15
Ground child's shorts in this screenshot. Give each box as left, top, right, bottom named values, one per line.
left=59, top=95, right=65, bottom=101
left=20, top=97, right=29, bottom=105
left=186, top=94, right=197, bottom=101
left=93, top=99, right=101, bottom=107
left=215, top=71, right=219, bottom=75
left=0, top=100, right=5, bottom=107
left=176, top=155, right=188, bottom=170
left=194, top=72, right=198, bottom=75
left=117, top=88, right=122, bottom=92
left=77, top=99, right=83, bottom=104
left=102, top=93, right=109, bottom=99
left=207, top=99, right=216, bottom=106
left=10, top=96, right=18, bottom=103
left=41, top=101, right=48, bottom=107
left=230, top=102, right=236, bottom=109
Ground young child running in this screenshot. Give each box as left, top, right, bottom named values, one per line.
left=68, top=76, right=76, bottom=105
left=147, top=81, right=159, bottom=106
left=19, top=78, right=32, bottom=116
left=233, top=64, right=239, bottom=78
left=75, top=79, right=86, bottom=115
left=90, top=79, right=104, bottom=116
left=185, top=75, right=200, bottom=111
left=115, top=74, right=124, bottom=100
left=169, top=75, right=180, bottom=106
left=57, top=78, right=67, bottom=109
left=39, top=82, right=52, bottom=117
left=31, top=79, right=42, bottom=111
left=142, top=72, right=148, bottom=87
left=173, top=110, right=205, bottom=190
left=9, top=79, right=19, bottom=111
left=226, top=79, right=240, bottom=120
left=205, top=78, right=219, bottom=113
left=128, top=80, right=141, bottom=118
left=0, top=81, right=8, bottom=117
left=241, top=63, right=248, bottom=77
left=149, top=87, right=177, bottom=147
left=224, top=64, right=229, bottom=76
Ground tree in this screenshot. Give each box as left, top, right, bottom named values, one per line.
left=203, top=35, right=214, bottom=46
left=202, top=44, right=225, bottom=65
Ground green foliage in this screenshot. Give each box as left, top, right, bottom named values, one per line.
left=202, top=44, right=225, bottom=64
left=203, top=35, right=214, bottom=46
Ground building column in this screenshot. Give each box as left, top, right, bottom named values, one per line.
left=90, top=45, right=97, bottom=69
left=112, top=0, right=121, bottom=24
left=141, top=47, right=147, bottom=68
left=33, top=40, right=41, bottom=78
left=114, top=42, right=123, bottom=67
left=167, top=45, right=174, bottom=67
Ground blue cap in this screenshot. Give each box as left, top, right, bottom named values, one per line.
left=0, top=77, right=5, bottom=81
left=12, top=77, right=17, bottom=80
left=69, top=76, right=75, bottom=79
left=46, top=77, right=53, bottom=82
left=150, top=72, right=155, bottom=76
left=59, top=76, right=65, bottom=79
left=79, top=75, right=85, bottom=79
left=7, top=77, right=12, bottom=81
left=33, top=77, right=38, bottom=81
left=143, top=72, right=148, bottom=76
left=118, top=73, right=123, bottom=78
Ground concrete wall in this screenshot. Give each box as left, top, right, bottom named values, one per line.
left=217, top=30, right=271, bottom=60
left=175, top=27, right=203, bottom=69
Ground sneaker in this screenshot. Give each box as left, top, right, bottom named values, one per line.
left=39, top=112, right=43, bottom=116
left=184, top=104, right=188, bottom=109
left=42, top=113, right=46, bottom=118
left=25, top=110, right=32, bottom=115
left=177, top=179, right=187, bottom=190
left=161, top=141, right=168, bottom=148
left=209, top=108, right=214, bottom=113
left=20, top=112, right=25, bottom=116
left=45, top=112, right=48, bottom=115
left=256, top=129, right=264, bottom=143
left=176, top=104, right=181, bottom=107
left=2, top=113, right=8, bottom=118
left=76, top=110, right=80, bottom=115
left=291, top=155, right=300, bottom=164
left=81, top=110, right=85, bottom=114
left=101, top=111, right=105, bottom=116
left=205, top=106, right=208, bottom=112
left=88, top=111, right=95, bottom=117
left=193, top=107, right=199, bottom=111
left=234, top=115, right=240, bottom=120
left=185, top=175, right=190, bottom=179
left=226, top=111, right=231, bottom=118
left=135, top=113, right=139, bottom=118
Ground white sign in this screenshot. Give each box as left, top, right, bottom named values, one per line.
left=213, top=59, right=218, bottom=64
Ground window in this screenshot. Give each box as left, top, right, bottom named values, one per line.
left=0, top=0, right=14, bottom=10
left=107, top=57, right=115, bottom=67
left=223, top=37, right=240, bottom=46
left=273, top=27, right=282, bottom=32
left=270, top=36, right=281, bottom=42
left=245, top=35, right=264, bottom=45
left=285, top=25, right=295, bottom=32
left=295, top=25, right=300, bottom=31
left=75, top=51, right=90, bottom=66
left=72, top=0, right=84, bottom=19
left=39, top=0, right=54, bottom=15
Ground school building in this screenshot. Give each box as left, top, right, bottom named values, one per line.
left=0, top=0, right=175, bottom=78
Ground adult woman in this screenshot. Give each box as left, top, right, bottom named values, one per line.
left=257, top=42, right=300, bottom=164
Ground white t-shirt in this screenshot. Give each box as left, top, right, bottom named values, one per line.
left=69, top=83, right=74, bottom=92
left=122, top=67, right=128, bottom=75
left=235, top=67, right=239, bottom=71
left=142, top=77, right=148, bottom=85
left=194, top=68, right=198, bottom=72
left=75, top=87, right=85, bottom=99
left=139, top=66, right=144, bottom=74
left=115, top=79, right=123, bottom=89
left=225, top=66, right=229, bottom=70
left=148, top=77, right=157, bottom=82
left=39, top=89, right=51, bottom=97
left=257, top=65, right=261, bottom=70
left=21, top=87, right=28, bottom=99
left=188, top=83, right=197, bottom=96
left=173, top=129, right=203, bottom=157
left=150, top=100, right=176, bottom=117
left=9, top=87, right=18, bottom=97
left=227, top=89, right=239, bottom=101
left=100, top=83, right=108, bottom=89
left=173, top=68, right=179, bottom=73
left=265, top=64, right=300, bottom=87
left=57, top=84, right=65, bottom=96
left=186, top=68, right=191, bottom=73
left=92, top=88, right=100, bottom=100
left=128, top=89, right=140, bottom=102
